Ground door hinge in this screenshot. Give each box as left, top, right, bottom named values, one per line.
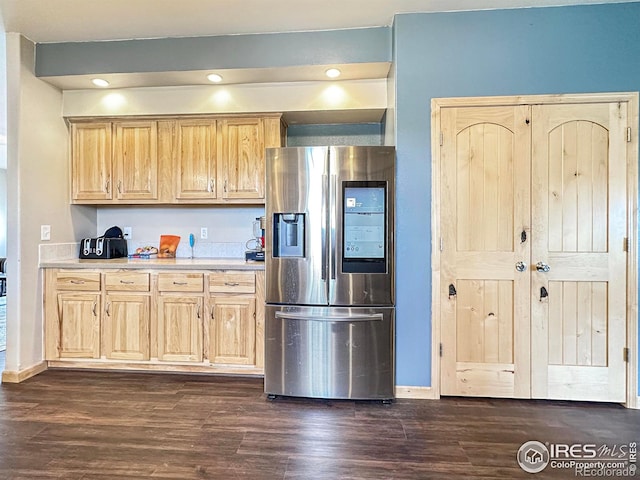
left=627, top=127, right=632, bottom=143
left=623, top=347, right=629, bottom=362
left=624, top=237, right=629, bottom=252
left=439, top=343, right=443, bottom=357
left=439, top=132, right=444, bottom=146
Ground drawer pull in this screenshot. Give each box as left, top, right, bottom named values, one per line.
left=196, top=304, right=201, bottom=319
left=105, top=302, right=111, bottom=316
left=224, top=282, right=240, bottom=287
left=173, top=281, right=188, bottom=285
left=70, top=280, right=85, bottom=285
left=119, top=280, right=135, bottom=284
left=92, top=302, right=97, bottom=316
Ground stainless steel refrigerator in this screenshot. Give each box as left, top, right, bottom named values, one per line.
left=264, top=146, right=395, bottom=401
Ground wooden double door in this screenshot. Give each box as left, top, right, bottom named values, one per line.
left=437, top=96, right=633, bottom=402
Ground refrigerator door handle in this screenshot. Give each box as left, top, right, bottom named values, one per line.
left=321, top=174, right=328, bottom=281
left=275, top=311, right=383, bottom=322
left=330, top=174, right=337, bottom=280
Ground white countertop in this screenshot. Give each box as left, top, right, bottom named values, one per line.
left=40, top=257, right=264, bottom=271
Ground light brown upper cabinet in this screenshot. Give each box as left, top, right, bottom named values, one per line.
left=113, top=121, right=159, bottom=201
left=69, top=114, right=285, bottom=205
left=71, top=122, right=113, bottom=201
left=220, top=117, right=264, bottom=200
left=71, top=120, right=159, bottom=203
left=174, top=119, right=218, bottom=201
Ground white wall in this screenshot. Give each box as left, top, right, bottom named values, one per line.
left=97, top=206, right=264, bottom=258
left=4, top=34, right=96, bottom=375
left=0, top=169, right=6, bottom=257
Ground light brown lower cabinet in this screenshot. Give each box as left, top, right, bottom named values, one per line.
left=103, top=271, right=151, bottom=361
left=209, top=296, right=256, bottom=365
left=157, top=295, right=203, bottom=362
left=44, top=268, right=264, bottom=375
left=57, top=292, right=101, bottom=359
left=103, top=293, right=150, bottom=361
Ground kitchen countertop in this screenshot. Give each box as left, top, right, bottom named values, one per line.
left=40, top=257, right=265, bottom=271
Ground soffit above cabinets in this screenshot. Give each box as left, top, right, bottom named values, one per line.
left=61, top=79, right=389, bottom=125
left=40, top=63, right=391, bottom=90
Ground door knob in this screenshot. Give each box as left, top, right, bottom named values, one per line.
left=536, top=262, right=551, bottom=273
left=515, top=261, right=527, bottom=272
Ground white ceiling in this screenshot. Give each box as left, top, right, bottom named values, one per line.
left=0, top=0, right=635, bottom=43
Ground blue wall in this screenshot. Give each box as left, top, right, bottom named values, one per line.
left=393, top=3, right=640, bottom=387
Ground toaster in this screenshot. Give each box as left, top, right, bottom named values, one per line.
left=79, top=237, right=128, bottom=259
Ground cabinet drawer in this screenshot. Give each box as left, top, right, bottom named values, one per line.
left=56, top=271, right=101, bottom=291
left=209, top=271, right=255, bottom=294
left=105, top=272, right=150, bottom=292
left=158, top=273, right=203, bottom=292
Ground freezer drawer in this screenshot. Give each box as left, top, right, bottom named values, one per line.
left=265, top=306, right=395, bottom=400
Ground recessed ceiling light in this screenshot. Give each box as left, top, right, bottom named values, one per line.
left=91, top=78, right=110, bottom=87
left=207, top=73, right=223, bottom=83
left=325, top=68, right=341, bottom=79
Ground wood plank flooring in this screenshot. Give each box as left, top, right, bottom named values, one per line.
left=0, top=370, right=638, bottom=479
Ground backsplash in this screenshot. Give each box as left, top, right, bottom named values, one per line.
left=39, top=243, right=79, bottom=263
left=39, top=241, right=248, bottom=262
left=129, top=240, right=245, bottom=259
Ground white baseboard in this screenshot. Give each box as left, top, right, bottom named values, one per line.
left=395, top=386, right=437, bottom=399
left=1, top=361, right=47, bottom=383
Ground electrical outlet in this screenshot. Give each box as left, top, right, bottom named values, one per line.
left=123, top=227, right=132, bottom=239
left=200, top=227, right=208, bottom=240
left=41, top=225, right=51, bottom=241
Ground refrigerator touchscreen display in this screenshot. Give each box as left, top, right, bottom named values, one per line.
left=343, top=182, right=386, bottom=273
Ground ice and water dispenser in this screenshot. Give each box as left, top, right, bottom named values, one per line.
left=273, top=213, right=305, bottom=257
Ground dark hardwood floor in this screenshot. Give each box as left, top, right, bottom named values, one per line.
left=0, top=370, right=637, bottom=479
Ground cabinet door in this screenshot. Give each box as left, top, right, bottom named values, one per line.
left=104, top=294, right=150, bottom=361
left=220, top=118, right=264, bottom=200
left=209, top=295, right=256, bottom=365
left=175, top=120, right=217, bottom=200
left=71, top=123, right=113, bottom=201
left=58, top=293, right=101, bottom=359
left=113, top=121, right=158, bottom=201
left=157, top=295, right=203, bottom=362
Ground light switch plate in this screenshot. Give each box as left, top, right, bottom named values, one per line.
left=41, top=225, right=51, bottom=241
left=123, top=227, right=132, bottom=239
